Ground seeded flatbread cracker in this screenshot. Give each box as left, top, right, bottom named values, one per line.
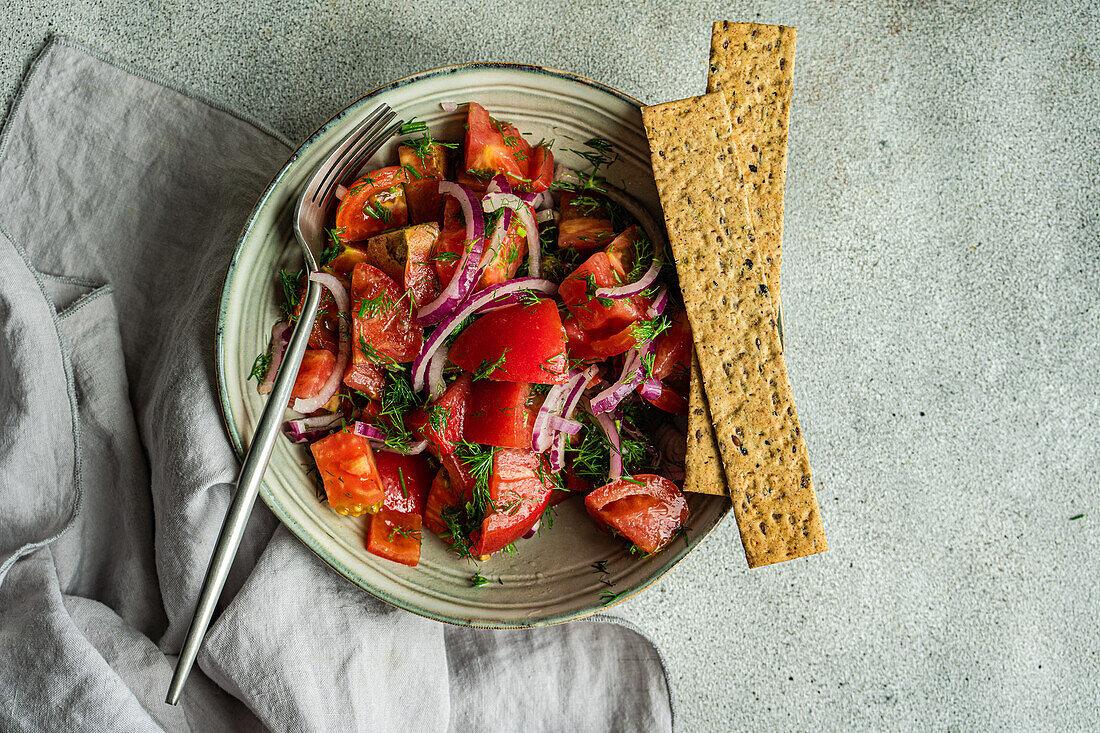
left=707, top=21, right=796, bottom=308
left=683, top=355, right=726, bottom=495
left=641, top=92, right=825, bottom=567
left=685, top=22, right=798, bottom=499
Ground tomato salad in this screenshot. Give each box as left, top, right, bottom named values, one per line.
left=250, top=102, right=693, bottom=571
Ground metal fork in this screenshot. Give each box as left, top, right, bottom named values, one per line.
left=166, top=103, right=402, bottom=705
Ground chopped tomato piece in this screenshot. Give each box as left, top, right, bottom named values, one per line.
left=403, top=223, right=441, bottom=307
left=406, top=373, right=471, bottom=456
left=310, top=431, right=385, bottom=516
left=291, top=349, right=336, bottom=400
left=584, top=474, right=688, bottom=554
left=464, top=102, right=532, bottom=187
left=423, top=452, right=476, bottom=539
left=565, top=314, right=637, bottom=360
left=326, top=240, right=372, bottom=276
left=640, top=386, right=688, bottom=414
left=454, top=169, right=490, bottom=194
left=465, top=381, right=540, bottom=448
left=522, top=145, right=554, bottom=193
left=649, top=309, right=692, bottom=384
left=557, top=192, right=616, bottom=255
left=449, top=299, right=568, bottom=384
left=343, top=264, right=422, bottom=398
left=291, top=274, right=344, bottom=352
left=433, top=196, right=466, bottom=287
left=470, top=449, right=555, bottom=556
left=399, top=142, right=449, bottom=225
left=334, top=166, right=409, bottom=242
left=367, top=508, right=423, bottom=566
left=373, top=451, right=433, bottom=515
left=560, top=226, right=651, bottom=336
left=476, top=204, right=533, bottom=290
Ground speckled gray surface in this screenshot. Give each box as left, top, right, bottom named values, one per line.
left=3, top=1, right=1098, bottom=730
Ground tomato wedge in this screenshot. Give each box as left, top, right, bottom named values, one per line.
left=367, top=509, right=423, bottom=566
left=310, top=431, right=385, bottom=516
left=464, top=102, right=532, bottom=187
left=465, top=380, right=540, bottom=448
left=334, top=166, right=410, bottom=242
left=291, top=274, right=344, bottom=353
left=403, top=223, right=441, bottom=307
left=291, top=349, right=336, bottom=400
left=365, top=451, right=434, bottom=566
left=449, top=299, right=568, bottom=384
left=648, top=309, right=692, bottom=384
left=584, top=474, right=688, bottom=554
left=470, top=449, right=555, bottom=557
left=637, top=308, right=691, bottom=414
left=476, top=205, right=533, bottom=290
left=522, top=145, right=554, bottom=193
left=557, top=192, right=616, bottom=255
left=398, top=142, right=448, bottom=225
left=423, top=454, right=475, bottom=539
left=560, top=226, right=651, bottom=336
left=406, top=373, right=471, bottom=456
left=433, top=196, right=466, bottom=287
left=373, top=451, right=433, bottom=515
left=343, top=264, right=423, bottom=398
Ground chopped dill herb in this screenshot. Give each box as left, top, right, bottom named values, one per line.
left=248, top=350, right=271, bottom=382
left=399, top=118, right=429, bottom=135
left=470, top=571, right=491, bottom=587
left=472, top=348, right=511, bottom=381
left=363, top=199, right=393, bottom=222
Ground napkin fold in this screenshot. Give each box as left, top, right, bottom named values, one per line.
left=0, top=38, right=673, bottom=732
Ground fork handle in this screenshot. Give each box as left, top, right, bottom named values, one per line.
left=166, top=277, right=324, bottom=705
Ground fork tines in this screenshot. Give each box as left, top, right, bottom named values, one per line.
left=313, top=104, right=401, bottom=206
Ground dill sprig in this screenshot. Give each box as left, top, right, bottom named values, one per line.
left=248, top=350, right=271, bottom=381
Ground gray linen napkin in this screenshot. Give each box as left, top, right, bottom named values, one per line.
left=0, top=38, right=672, bottom=732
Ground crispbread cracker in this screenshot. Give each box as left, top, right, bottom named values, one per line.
left=685, top=21, right=798, bottom=500
left=707, top=21, right=796, bottom=308
left=641, top=92, right=825, bottom=567
left=683, top=354, right=726, bottom=495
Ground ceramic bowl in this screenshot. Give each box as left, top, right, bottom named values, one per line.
left=215, top=63, right=730, bottom=628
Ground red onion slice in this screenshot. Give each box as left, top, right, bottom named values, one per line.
left=353, top=421, right=387, bottom=441
left=588, top=340, right=656, bottom=414
left=426, top=345, right=449, bottom=400
left=586, top=400, right=623, bottom=480
left=638, top=378, right=663, bottom=400
left=418, top=182, right=486, bottom=325
left=548, top=415, right=582, bottom=435
left=560, top=366, right=596, bottom=422
left=283, top=414, right=343, bottom=444
left=548, top=431, right=569, bottom=473
left=354, top=421, right=430, bottom=455
left=595, top=256, right=662, bottom=299
left=410, top=277, right=558, bottom=393
left=335, top=184, right=348, bottom=201
left=486, top=174, right=513, bottom=195
left=521, top=519, right=541, bottom=539
left=535, top=209, right=556, bottom=223
left=473, top=208, right=513, bottom=283
left=382, top=440, right=429, bottom=455
left=440, top=101, right=459, bottom=112
left=531, top=383, right=568, bottom=453
left=257, top=321, right=290, bottom=395
left=645, top=285, right=669, bottom=319
left=291, top=273, right=350, bottom=414
left=481, top=190, right=541, bottom=278
left=515, top=203, right=541, bottom=278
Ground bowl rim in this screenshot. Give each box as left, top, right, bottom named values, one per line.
left=214, top=61, right=731, bottom=628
